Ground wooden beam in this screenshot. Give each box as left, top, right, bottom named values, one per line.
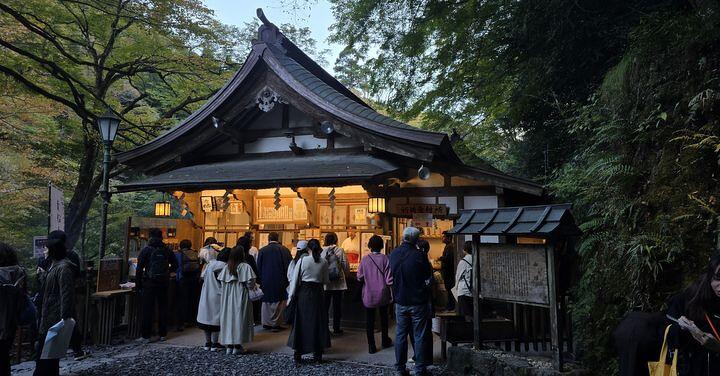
left=472, top=234, right=482, bottom=350
left=546, top=242, right=563, bottom=371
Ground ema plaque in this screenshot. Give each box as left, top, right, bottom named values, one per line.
left=479, top=244, right=549, bottom=306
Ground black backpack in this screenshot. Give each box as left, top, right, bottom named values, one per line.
left=147, top=247, right=170, bottom=281
left=181, top=249, right=200, bottom=274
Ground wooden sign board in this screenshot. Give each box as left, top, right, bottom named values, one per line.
left=96, top=257, right=123, bottom=292
left=255, top=198, right=307, bottom=223
left=478, top=244, right=549, bottom=306
left=397, top=204, right=448, bottom=216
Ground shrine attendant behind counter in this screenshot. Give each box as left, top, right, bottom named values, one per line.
left=666, top=255, right=720, bottom=376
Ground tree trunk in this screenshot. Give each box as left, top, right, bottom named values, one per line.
left=65, top=134, right=101, bottom=251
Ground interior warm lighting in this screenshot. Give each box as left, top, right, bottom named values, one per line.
left=368, top=197, right=386, bottom=214
left=154, top=201, right=171, bottom=217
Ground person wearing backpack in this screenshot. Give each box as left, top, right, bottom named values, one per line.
left=454, top=241, right=474, bottom=321
left=356, top=235, right=393, bottom=354
left=0, top=243, right=27, bottom=376
left=136, top=228, right=178, bottom=342
left=320, top=232, right=349, bottom=334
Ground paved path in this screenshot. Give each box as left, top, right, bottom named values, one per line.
left=12, top=325, right=447, bottom=375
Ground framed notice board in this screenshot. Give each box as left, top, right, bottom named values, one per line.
left=96, top=257, right=123, bottom=292
left=478, top=244, right=549, bottom=306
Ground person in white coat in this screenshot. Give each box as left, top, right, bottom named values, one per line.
left=218, top=245, right=256, bottom=355
left=197, top=248, right=229, bottom=351
left=320, top=232, right=349, bottom=334
left=454, top=241, right=474, bottom=320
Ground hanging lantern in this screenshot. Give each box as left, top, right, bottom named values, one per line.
left=154, top=194, right=171, bottom=217
left=368, top=197, right=386, bottom=214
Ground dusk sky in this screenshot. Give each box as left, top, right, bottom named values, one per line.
left=203, top=0, right=343, bottom=72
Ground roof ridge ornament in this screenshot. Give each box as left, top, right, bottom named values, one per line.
left=255, top=8, right=283, bottom=45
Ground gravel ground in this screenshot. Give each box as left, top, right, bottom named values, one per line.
left=70, top=346, right=444, bottom=376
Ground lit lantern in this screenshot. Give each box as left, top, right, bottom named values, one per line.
left=154, top=201, right=171, bottom=217
left=368, top=197, right=386, bottom=214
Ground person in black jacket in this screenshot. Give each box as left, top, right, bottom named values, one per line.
left=436, top=232, right=456, bottom=311
left=0, top=243, right=26, bottom=376
left=390, top=227, right=432, bottom=376
left=666, top=254, right=720, bottom=376
left=34, top=234, right=76, bottom=376
left=136, top=228, right=178, bottom=342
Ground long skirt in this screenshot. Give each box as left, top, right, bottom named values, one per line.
left=287, top=282, right=331, bottom=354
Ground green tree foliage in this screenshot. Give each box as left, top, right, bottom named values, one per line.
left=328, top=0, right=720, bottom=371
left=0, top=3, right=325, bottom=265
left=0, top=0, right=242, bottom=249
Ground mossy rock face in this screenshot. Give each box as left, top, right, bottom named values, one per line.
left=445, top=346, right=590, bottom=376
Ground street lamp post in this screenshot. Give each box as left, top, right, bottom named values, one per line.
left=96, top=109, right=120, bottom=259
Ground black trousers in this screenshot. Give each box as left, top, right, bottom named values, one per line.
left=69, top=317, right=82, bottom=353
left=365, top=305, right=390, bottom=347
left=324, top=290, right=343, bottom=331
left=182, top=274, right=200, bottom=325
left=171, top=279, right=185, bottom=329
left=0, top=338, right=12, bottom=376
left=33, top=335, right=59, bottom=376
left=445, top=286, right=456, bottom=310
left=141, top=283, right=168, bottom=338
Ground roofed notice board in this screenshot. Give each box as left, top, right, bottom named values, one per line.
left=479, top=244, right=549, bottom=306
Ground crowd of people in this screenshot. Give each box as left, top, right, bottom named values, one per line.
left=0, top=226, right=476, bottom=376
left=135, top=227, right=473, bottom=376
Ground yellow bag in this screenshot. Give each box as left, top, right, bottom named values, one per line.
left=648, top=325, right=678, bottom=376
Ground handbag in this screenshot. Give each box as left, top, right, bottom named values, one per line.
left=248, top=285, right=264, bottom=302
left=367, top=254, right=392, bottom=304
left=647, top=325, right=678, bottom=376
left=283, top=258, right=303, bottom=324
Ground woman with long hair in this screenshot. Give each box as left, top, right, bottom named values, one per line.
left=218, top=245, right=256, bottom=355
left=667, top=254, right=720, bottom=375
left=287, top=238, right=331, bottom=363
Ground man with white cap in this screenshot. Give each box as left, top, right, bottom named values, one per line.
left=390, top=227, right=433, bottom=376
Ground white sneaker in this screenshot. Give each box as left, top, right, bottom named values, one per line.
left=159, top=336, right=166, bottom=342
left=226, top=348, right=232, bottom=355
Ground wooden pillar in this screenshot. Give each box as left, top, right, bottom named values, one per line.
left=546, top=241, right=563, bottom=371
left=472, top=234, right=482, bottom=349
left=121, top=217, right=131, bottom=282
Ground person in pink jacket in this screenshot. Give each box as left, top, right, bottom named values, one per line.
left=356, top=235, right=394, bottom=354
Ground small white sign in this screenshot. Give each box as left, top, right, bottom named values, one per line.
left=48, top=184, right=65, bottom=232
left=33, top=236, right=47, bottom=258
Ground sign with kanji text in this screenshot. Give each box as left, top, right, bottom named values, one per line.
left=397, top=204, right=448, bottom=216
left=48, top=184, right=65, bottom=232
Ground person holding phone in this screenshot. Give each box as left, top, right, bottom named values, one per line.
left=666, top=254, right=720, bottom=375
